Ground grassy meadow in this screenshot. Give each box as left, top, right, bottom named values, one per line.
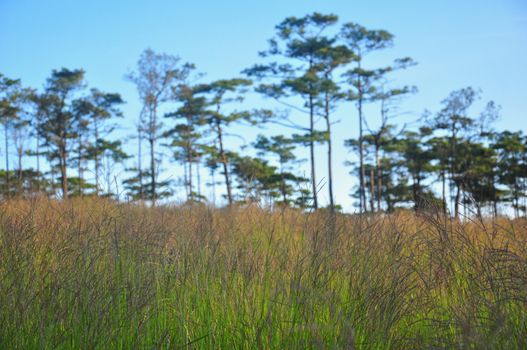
left=0, top=197, right=526, bottom=349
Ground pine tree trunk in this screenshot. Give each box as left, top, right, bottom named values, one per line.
left=196, top=160, right=201, bottom=199
left=514, top=184, right=520, bottom=218
left=49, top=146, right=56, bottom=196
left=149, top=105, right=157, bottom=206
left=357, top=83, right=366, bottom=213
left=137, top=126, right=143, bottom=200
left=187, top=147, right=193, bottom=201
left=324, top=90, right=334, bottom=213
left=216, top=119, right=232, bottom=205
left=454, top=183, right=461, bottom=219
left=183, top=161, right=189, bottom=200
left=17, top=145, right=23, bottom=193
left=309, top=93, right=318, bottom=209
left=150, top=135, right=156, bottom=204
left=36, top=131, right=41, bottom=192
left=375, top=145, right=382, bottom=212
left=59, top=145, right=68, bottom=199
left=412, top=176, right=418, bottom=211
left=280, top=161, right=287, bottom=204
left=491, top=169, right=498, bottom=217
left=370, top=168, right=375, bottom=212
left=94, top=120, right=100, bottom=196
left=78, top=135, right=83, bottom=197
left=4, top=123, right=10, bottom=195
left=441, top=169, right=447, bottom=215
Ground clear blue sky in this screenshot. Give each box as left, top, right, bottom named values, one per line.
left=1, top=0, right=526, bottom=210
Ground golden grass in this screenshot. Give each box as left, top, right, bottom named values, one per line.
left=0, top=197, right=526, bottom=349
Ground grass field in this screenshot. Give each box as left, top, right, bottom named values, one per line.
left=0, top=198, right=526, bottom=349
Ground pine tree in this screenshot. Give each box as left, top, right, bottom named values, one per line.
left=82, top=89, right=125, bottom=195
left=37, top=68, right=86, bottom=199
left=244, top=12, right=340, bottom=209
left=340, top=22, right=415, bottom=213
left=231, top=154, right=280, bottom=204
left=253, top=134, right=307, bottom=206
left=315, top=44, right=354, bottom=212
left=493, top=131, right=526, bottom=218
left=165, top=81, right=207, bottom=202
left=0, top=73, right=22, bottom=196
left=433, top=87, right=479, bottom=218
left=398, top=127, right=437, bottom=210
left=127, top=49, right=193, bottom=204
left=195, top=79, right=252, bottom=205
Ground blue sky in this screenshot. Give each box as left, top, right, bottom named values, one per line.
left=1, top=0, right=526, bottom=210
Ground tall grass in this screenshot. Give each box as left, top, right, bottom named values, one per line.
left=0, top=197, right=526, bottom=349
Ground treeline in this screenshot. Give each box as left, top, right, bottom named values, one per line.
left=0, top=13, right=525, bottom=218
